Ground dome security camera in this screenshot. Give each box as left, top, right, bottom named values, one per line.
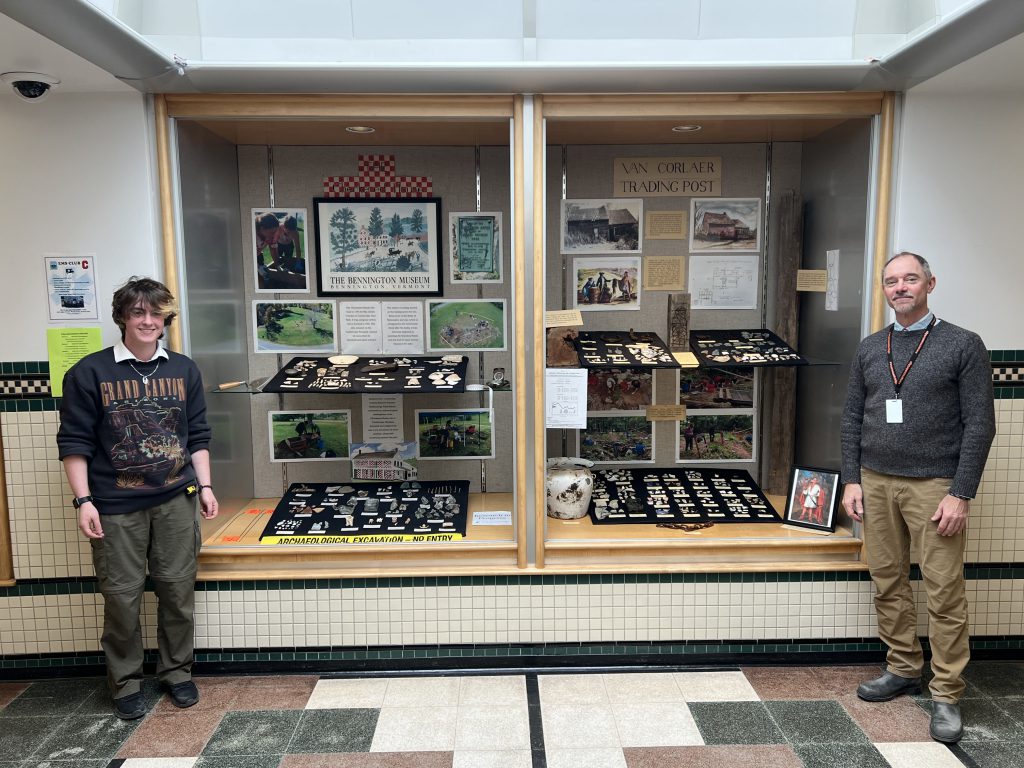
left=1, top=72, right=60, bottom=102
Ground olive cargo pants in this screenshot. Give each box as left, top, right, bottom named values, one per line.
left=91, top=491, right=201, bottom=699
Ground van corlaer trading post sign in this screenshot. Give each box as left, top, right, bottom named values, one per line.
left=613, top=157, right=722, bottom=197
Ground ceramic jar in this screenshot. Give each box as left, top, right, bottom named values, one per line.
left=545, top=457, right=595, bottom=519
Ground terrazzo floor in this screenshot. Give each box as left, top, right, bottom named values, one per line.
left=1, top=662, right=1022, bottom=767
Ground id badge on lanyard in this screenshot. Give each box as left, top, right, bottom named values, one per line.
left=885, top=316, right=935, bottom=426
left=886, top=398, right=903, bottom=423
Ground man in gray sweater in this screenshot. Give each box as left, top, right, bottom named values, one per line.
left=841, top=252, right=995, bottom=743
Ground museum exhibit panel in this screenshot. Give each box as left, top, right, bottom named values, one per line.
left=152, top=91, right=895, bottom=577
left=163, top=95, right=526, bottom=575
left=536, top=93, right=887, bottom=570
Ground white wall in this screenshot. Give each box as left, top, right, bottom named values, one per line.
left=894, top=37, right=1024, bottom=349
left=0, top=91, right=160, bottom=360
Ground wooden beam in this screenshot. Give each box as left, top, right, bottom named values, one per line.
left=0, top=426, right=14, bottom=584
left=764, top=190, right=802, bottom=495
left=869, top=92, right=897, bottom=333
left=513, top=95, right=528, bottom=569
left=532, top=97, right=547, bottom=570
left=542, top=92, right=885, bottom=120
left=153, top=95, right=183, bottom=353
left=163, top=94, right=515, bottom=120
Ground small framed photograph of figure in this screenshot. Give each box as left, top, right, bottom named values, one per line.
left=784, top=466, right=840, bottom=533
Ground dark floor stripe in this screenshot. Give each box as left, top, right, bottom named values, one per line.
left=526, top=673, right=546, bottom=768
left=947, top=742, right=982, bottom=768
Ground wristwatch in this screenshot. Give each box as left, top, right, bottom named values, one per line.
left=72, top=495, right=94, bottom=509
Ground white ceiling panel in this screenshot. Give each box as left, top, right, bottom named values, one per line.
left=351, top=0, right=522, bottom=40
left=0, top=11, right=132, bottom=92
left=699, top=0, right=857, bottom=39
left=536, top=37, right=854, bottom=64
left=536, top=0, right=701, bottom=39
left=199, top=37, right=526, bottom=64
left=198, top=0, right=354, bottom=39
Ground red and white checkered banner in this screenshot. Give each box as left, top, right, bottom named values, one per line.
left=323, top=154, right=433, bottom=198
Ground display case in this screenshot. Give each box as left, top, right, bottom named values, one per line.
left=162, top=95, right=527, bottom=576
left=534, top=93, right=890, bottom=570
left=157, top=91, right=895, bottom=576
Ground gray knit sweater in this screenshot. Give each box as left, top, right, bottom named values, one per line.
left=840, top=320, right=995, bottom=498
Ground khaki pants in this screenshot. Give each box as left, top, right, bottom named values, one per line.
left=861, top=467, right=969, bottom=703
left=91, top=491, right=201, bottom=699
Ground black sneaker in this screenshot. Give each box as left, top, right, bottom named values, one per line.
left=114, top=691, right=146, bottom=720
left=165, top=679, right=200, bottom=708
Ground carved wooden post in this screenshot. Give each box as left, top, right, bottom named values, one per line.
left=764, top=189, right=801, bottom=495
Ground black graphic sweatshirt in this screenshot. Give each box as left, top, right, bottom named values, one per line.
left=57, top=347, right=212, bottom=515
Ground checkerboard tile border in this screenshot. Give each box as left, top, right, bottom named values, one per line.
left=0, top=376, right=50, bottom=397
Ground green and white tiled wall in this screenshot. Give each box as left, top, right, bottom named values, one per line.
left=1, top=356, right=1022, bottom=670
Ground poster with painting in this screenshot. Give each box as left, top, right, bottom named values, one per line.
left=415, top=409, right=495, bottom=460
left=561, top=198, right=643, bottom=254
left=268, top=410, right=349, bottom=462
left=252, top=208, right=309, bottom=293
left=426, top=299, right=508, bottom=352
left=579, top=415, right=654, bottom=464
left=678, top=367, right=756, bottom=409
left=450, top=212, right=502, bottom=283
left=689, top=198, right=761, bottom=253
left=677, top=413, right=755, bottom=463
left=313, top=197, right=442, bottom=296
left=252, top=301, right=336, bottom=354
left=587, top=369, right=654, bottom=412
left=573, top=257, right=641, bottom=311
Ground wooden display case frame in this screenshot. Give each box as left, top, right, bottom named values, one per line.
left=141, top=90, right=898, bottom=579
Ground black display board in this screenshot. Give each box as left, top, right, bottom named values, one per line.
left=260, top=481, right=471, bottom=543
left=689, top=329, right=806, bottom=367
left=262, top=355, right=469, bottom=394
left=572, top=331, right=680, bottom=369
left=588, top=468, right=778, bottom=525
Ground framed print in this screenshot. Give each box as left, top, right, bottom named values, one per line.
left=415, top=409, right=495, bottom=460
left=677, top=413, right=755, bottom=463
left=253, top=300, right=336, bottom=354
left=784, top=466, right=840, bottom=532
left=679, top=367, right=756, bottom=409
left=313, top=197, right=442, bottom=296
left=426, top=299, right=508, bottom=352
left=573, top=257, right=641, bottom=311
left=269, top=410, right=350, bottom=462
left=561, top=198, right=643, bottom=254
left=450, top=212, right=502, bottom=283
left=252, top=208, right=309, bottom=293
left=579, top=415, right=654, bottom=464
left=587, top=369, right=654, bottom=412
left=690, top=198, right=761, bottom=253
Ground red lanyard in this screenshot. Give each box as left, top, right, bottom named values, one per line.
left=886, top=315, right=936, bottom=398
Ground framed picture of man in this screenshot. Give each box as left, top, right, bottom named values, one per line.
left=784, top=466, right=840, bottom=532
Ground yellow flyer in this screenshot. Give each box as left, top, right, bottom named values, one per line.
left=47, top=327, right=102, bottom=397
